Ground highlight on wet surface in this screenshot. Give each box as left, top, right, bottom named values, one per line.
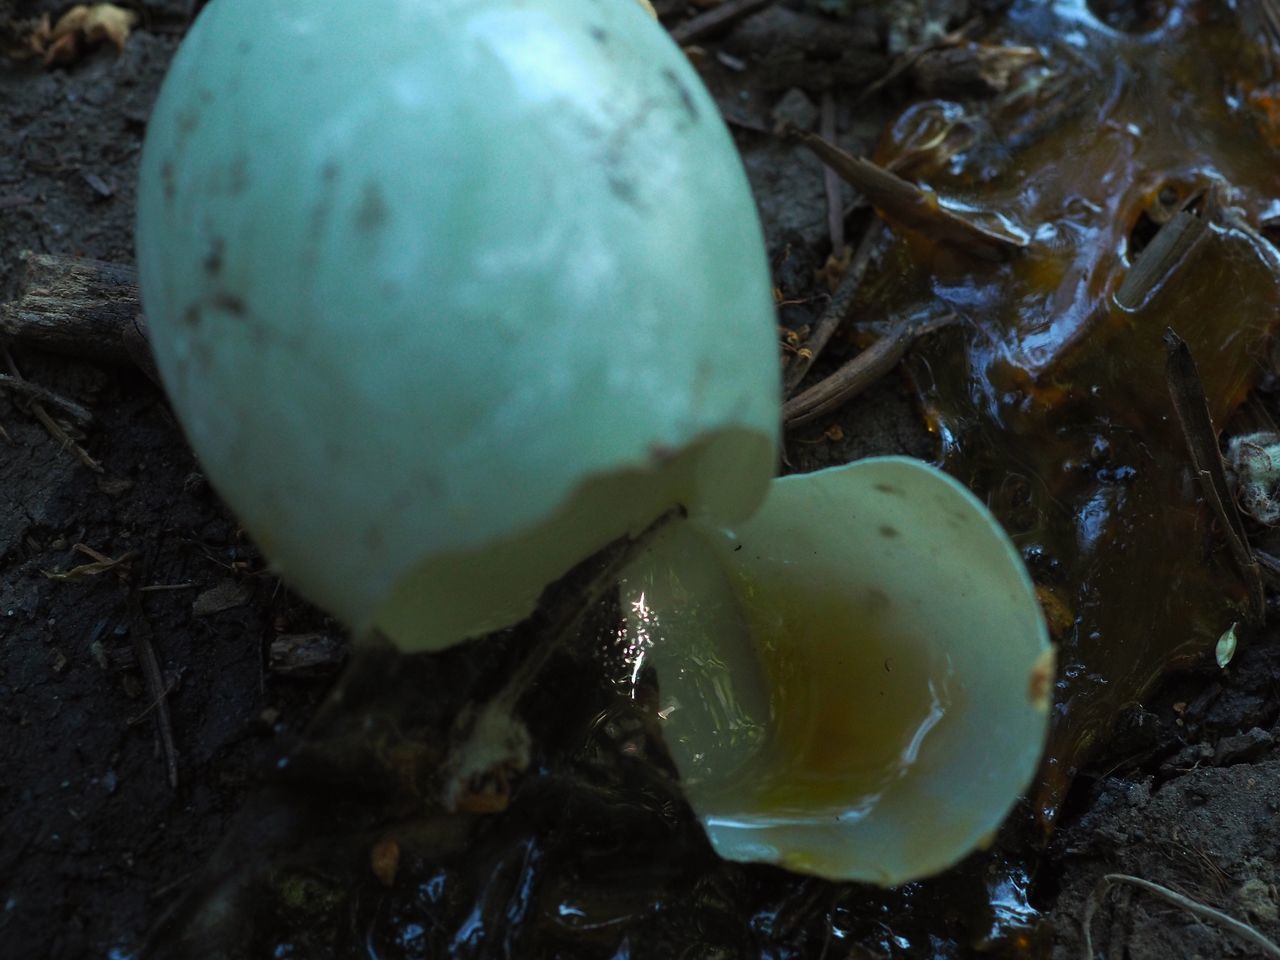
left=829, top=0, right=1280, bottom=823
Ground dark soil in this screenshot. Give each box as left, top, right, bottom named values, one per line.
left=1, top=6, right=337, bottom=957
left=3, top=1, right=1280, bottom=959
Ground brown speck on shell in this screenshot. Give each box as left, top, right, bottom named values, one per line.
left=1028, top=646, right=1056, bottom=714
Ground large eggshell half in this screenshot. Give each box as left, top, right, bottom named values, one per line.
left=136, top=0, right=779, bottom=649
left=621, top=457, right=1051, bottom=885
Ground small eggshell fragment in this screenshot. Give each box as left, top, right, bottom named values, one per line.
left=621, top=457, right=1051, bottom=885
left=136, top=0, right=779, bottom=650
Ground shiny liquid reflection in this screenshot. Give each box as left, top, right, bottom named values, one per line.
left=711, top=588, right=954, bottom=825
left=846, top=0, right=1280, bottom=822
left=617, top=519, right=961, bottom=828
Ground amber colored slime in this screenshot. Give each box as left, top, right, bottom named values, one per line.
left=740, top=589, right=951, bottom=819
left=850, top=0, right=1280, bottom=822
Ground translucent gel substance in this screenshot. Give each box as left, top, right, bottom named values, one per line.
left=716, top=585, right=954, bottom=822
left=848, top=0, right=1280, bottom=821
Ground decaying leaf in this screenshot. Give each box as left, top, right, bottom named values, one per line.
left=25, top=4, right=138, bottom=66
left=192, top=579, right=253, bottom=616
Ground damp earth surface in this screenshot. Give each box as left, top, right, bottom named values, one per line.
left=5, top=0, right=1280, bottom=958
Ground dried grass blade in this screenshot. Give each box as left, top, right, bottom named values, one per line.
left=1082, top=873, right=1280, bottom=960
left=42, top=547, right=137, bottom=581
left=1115, top=207, right=1209, bottom=310
left=1165, top=329, right=1264, bottom=620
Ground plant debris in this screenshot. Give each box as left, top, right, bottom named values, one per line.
left=41, top=542, right=136, bottom=580
left=1083, top=873, right=1280, bottom=959
left=24, top=4, right=138, bottom=66
left=268, top=632, right=347, bottom=677
left=838, top=0, right=1280, bottom=828
left=8, top=1, right=1280, bottom=958
left=191, top=579, right=252, bottom=616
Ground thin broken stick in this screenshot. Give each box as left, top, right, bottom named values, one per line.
left=669, top=0, right=781, bottom=45
left=128, top=601, right=181, bottom=791
left=3, top=347, right=103, bottom=472
left=1164, top=329, right=1265, bottom=620
left=1254, top=547, right=1280, bottom=588
left=0, top=371, right=93, bottom=425
left=852, top=21, right=981, bottom=106
left=441, top=506, right=684, bottom=811
left=792, top=128, right=1027, bottom=260
left=42, top=544, right=138, bottom=581
left=820, top=92, right=845, bottom=258
left=784, top=310, right=957, bottom=427
left=784, top=220, right=884, bottom=397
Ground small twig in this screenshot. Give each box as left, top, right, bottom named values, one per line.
left=1251, top=0, right=1280, bottom=80
left=495, top=505, right=687, bottom=711
left=820, top=93, right=844, bottom=257
left=792, top=129, right=1026, bottom=260
left=42, top=545, right=138, bottom=581
left=0, top=372, right=93, bottom=425
left=1224, top=205, right=1280, bottom=274
left=1264, top=0, right=1280, bottom=45
left=1255, top=548, right=1280, bottom=588
left=127, top=676, right=181, bottom=725
left=853, top=45, right=931, bottom=106
left=149, top=869, right=195, bottom=901
left=32, top=403, right=103, bottom=471
left=1082, top=873, right=1280, bottom=959
left=783, top=220, right=883, bottom=397
left=440, top=506, right=686, bottom=810
left=3, top=348, right=103, bottom=472
left=129, top=616, right=180, bottom=790
left=1165, top=329, right=1265, bottom=620
left=852, top=20, right=980, bottom=105
left=74, top=543, right=116, bottom=564
left=784, top=310, right=957, bottom=427
left=669, top=0, right=781, bottom=45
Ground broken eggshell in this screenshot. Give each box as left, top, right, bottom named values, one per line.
left=135, top=0, right=779, bottom=650
left=620, top=457, right=1051, bottom=885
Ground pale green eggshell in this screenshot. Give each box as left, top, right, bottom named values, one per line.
left=621, top=457, right=1051, bottom=885
left=136, top=0, right=779, bottom=648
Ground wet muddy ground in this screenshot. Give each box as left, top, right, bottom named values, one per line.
left=4, top=1, right=1280, bottom=958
